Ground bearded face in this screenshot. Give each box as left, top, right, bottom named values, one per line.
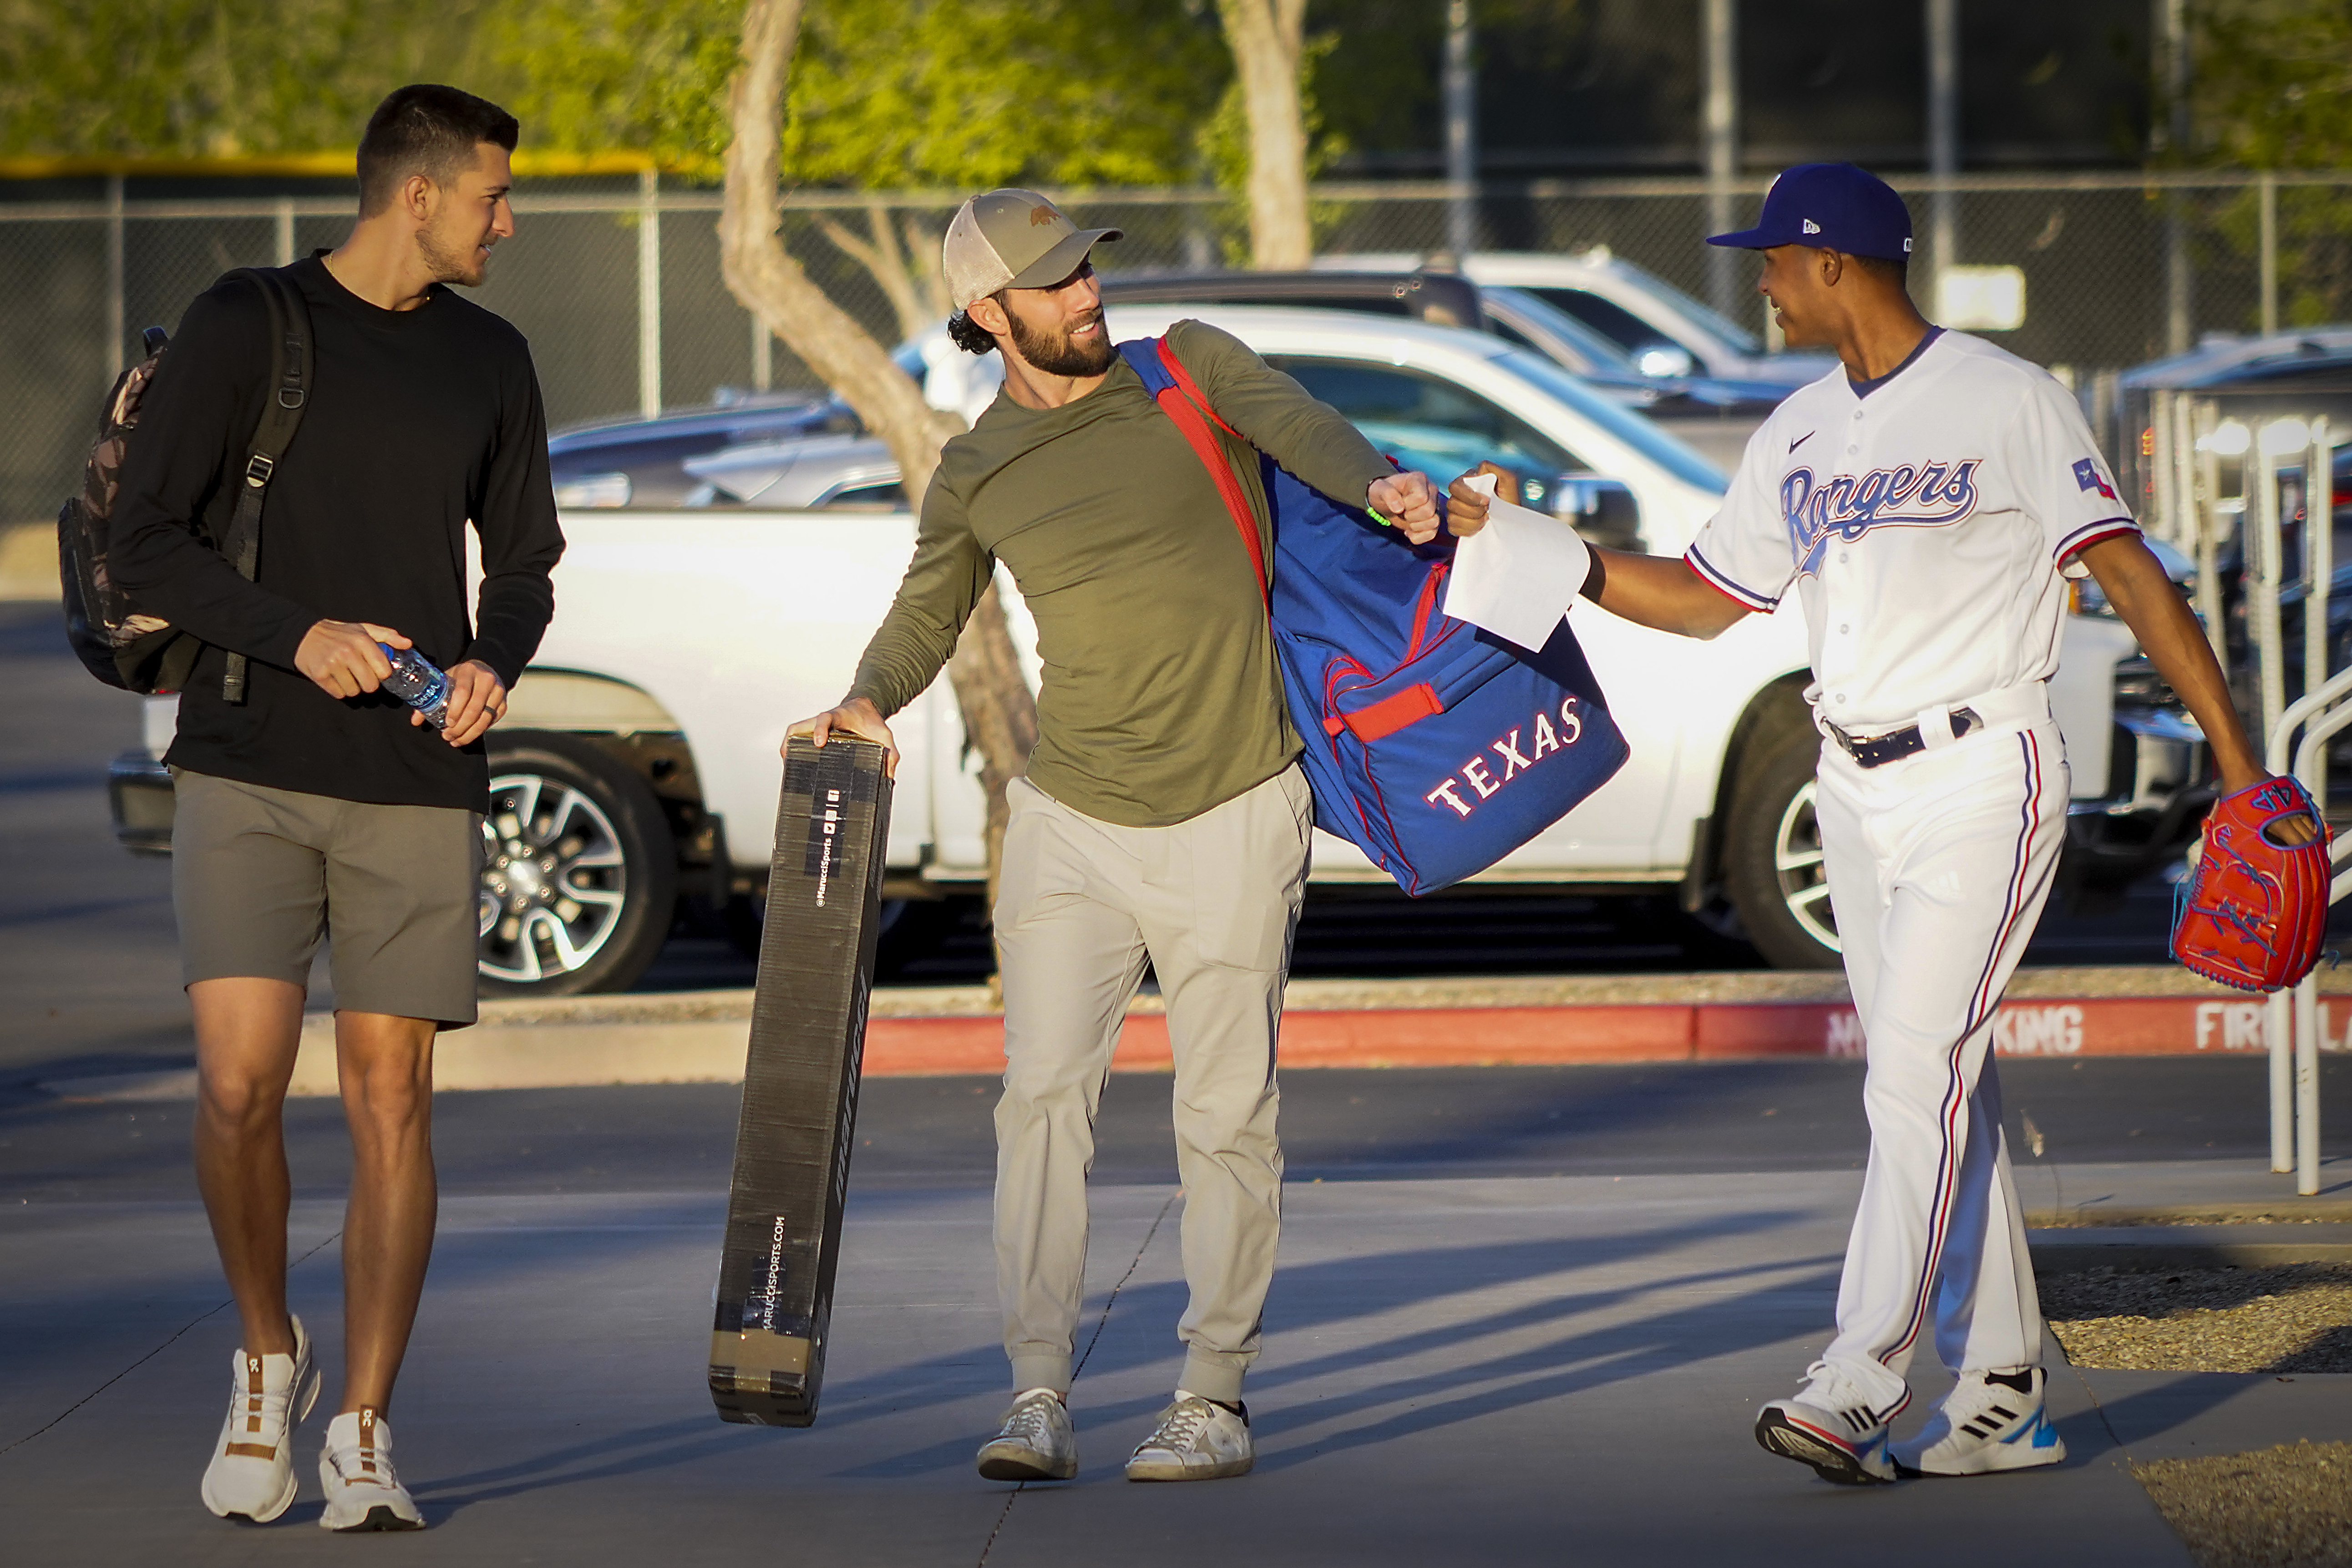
left=1004, top=290, right=1114, bottom=377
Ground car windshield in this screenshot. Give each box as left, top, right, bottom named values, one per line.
left=1487, top=349, right=1728, bottom=493
left=1480, top=287, right=1643, bottom=373
left=1600, top=257, right=1769, bottom=355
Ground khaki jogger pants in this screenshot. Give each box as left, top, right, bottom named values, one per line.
left=992, top=766, right=1313, bottom=1404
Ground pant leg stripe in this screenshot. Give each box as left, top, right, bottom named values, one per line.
left=1882, top=732, right=2043, bottom=1368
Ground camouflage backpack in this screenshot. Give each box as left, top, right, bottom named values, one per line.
left=59, top=265, right=311, bottom=699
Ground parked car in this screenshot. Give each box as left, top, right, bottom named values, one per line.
left=1317, top=248, right=1840, bottom=387
left=1097, top=270, right=1786, bottom=472
left=111, top=304, right=2205, bottom=993
left=546, top=343, right=930, bottom=509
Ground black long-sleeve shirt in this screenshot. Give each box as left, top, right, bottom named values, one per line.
left=110, top=255, right=564, bottom=812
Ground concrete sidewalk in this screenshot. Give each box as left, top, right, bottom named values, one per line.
left=5, top=1160, right=2347, bottom=1566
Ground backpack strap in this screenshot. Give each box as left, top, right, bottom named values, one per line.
left=216, top=266, right=312, bottom=703
left=1116, top=336, right=1268, bottom=607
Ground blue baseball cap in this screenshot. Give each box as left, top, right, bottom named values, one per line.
left=1707, top=163, right=1914, bottom=261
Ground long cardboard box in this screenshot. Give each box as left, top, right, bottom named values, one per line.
left=708, top=736, right=892, bottom=1426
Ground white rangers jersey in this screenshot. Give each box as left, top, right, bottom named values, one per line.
left=1685, top=329, right=2139, bottom=731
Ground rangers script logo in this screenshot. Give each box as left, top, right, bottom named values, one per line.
left=1782, top=459, right=1983, bottom=577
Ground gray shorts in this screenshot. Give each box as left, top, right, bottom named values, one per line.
left=171, top=769, right=484, bottom=1027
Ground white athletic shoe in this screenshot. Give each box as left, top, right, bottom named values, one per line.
left=1124, top=1392, right=1253, bottom=1482
left=317, top=1408, right=425, bottom=1531
left=1894, top=1367, right=2067, bottom=1476
left=975, top=1389, right=1078, bottom=1482
left=1754, top=1361, right=1901, bottom=1486
left=200, top=1315, right=320, bottom=1524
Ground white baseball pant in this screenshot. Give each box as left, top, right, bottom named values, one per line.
left=1812, top=708, right=2068, bottom=1418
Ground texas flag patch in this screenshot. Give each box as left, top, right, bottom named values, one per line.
left=2072, top=458, right=2118, bottom=501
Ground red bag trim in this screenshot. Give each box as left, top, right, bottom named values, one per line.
left=1324, top=681, right=1444, bottom=742
left=1150, top=338, right=1267, bottom=604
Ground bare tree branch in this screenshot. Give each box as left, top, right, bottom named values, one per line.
left=720, top=0, right=1037, bottom=910
left=814, top=200, right=933, bottom=345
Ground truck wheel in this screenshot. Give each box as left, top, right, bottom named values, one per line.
left=478, top=732, right=677, bottom=997
left=1722, top=727, right=1842, bottom=969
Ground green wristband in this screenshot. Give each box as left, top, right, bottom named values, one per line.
left=1367, top=506, right=1392, bottom=528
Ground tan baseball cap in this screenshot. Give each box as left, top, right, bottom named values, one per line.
left=942, top=189, right=1121, bottom=313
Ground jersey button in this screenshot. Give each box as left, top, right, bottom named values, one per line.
left=1840, top=623, right=1850, bottom=633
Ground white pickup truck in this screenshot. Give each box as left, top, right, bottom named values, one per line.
left=110, top=304, right=2207, bottom=995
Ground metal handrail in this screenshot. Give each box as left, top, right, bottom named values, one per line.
left=2250, top=442, right=2350, bottom=1192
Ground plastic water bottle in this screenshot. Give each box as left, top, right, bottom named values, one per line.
left=377, top=644, right=451, bottom=730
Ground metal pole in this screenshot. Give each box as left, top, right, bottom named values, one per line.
left=2173, top=390, right=2199, bottom=558
left=2151, top=389, right=2176, bottom=544
left=1926, top=0, right=1959, bottom=308
left=274, top=196, right=295, bottom=267
left=2195, top=400, right=2225, bottom=667
left=2271, top=986, right=2296, bottom=1172
left=2256, top=439, right=2286, bottom=746
left=2159, top=0, right=2191, bottom=353
left=1702, top=0, right=1739, bottom=317
left=752, top=315, right=772, bottom=393
left=2294, top=977, right=2319, bottom=1191
left=2259, top=172, right=2279, bottom=337
left=637, top=167, right=662, bottom=419
left=105, top=173, right=125, bottom=378
left=2307, top=417, right=2332, bottom=698
left=1443, top=0, right=1476, bottom=262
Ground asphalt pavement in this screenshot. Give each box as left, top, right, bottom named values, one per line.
left=8, top=600, right=2352, bottom=1565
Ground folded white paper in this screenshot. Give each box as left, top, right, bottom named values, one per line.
left=1441, top=472, right=1593, bottom=651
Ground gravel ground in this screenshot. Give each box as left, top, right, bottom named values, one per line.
left=2134, top=1442, right=2352, bottom=1568
left=2041, top=1264, right=2352, bottom=1372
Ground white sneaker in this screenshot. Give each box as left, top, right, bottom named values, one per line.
left=1125, top=1392, right=1253, bottom=1482
left=975, top=1389, right=1078, bottom=1482
left=317, top=1408, right=425, bottom=1531
left=1894, top=1367, right=2067, bottom=1476
left=200, top=1315, right=320, bottom=1523
left=1754, top=1361, right=1901, bottom=1486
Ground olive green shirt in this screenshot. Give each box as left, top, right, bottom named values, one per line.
left=848, top=320, right=1393, bottom=827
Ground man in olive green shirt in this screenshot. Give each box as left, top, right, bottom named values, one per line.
left=795, top=189, right=1439, bottom=1486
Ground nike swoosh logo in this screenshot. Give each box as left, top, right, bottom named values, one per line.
left=1789, top=431, right=1815, bottom=452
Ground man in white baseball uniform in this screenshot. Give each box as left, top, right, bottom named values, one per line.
left=1450, top=162, right=2291, bottom=1486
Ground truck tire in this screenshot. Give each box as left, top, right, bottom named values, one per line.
left=1722, top=723, right=1842, bottom=970
left=478, top=732, right=677, bottom=997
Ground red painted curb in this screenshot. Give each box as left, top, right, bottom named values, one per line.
left=859, top=995, right=2352, bottom=1077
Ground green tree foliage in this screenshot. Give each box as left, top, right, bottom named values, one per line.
left=2186, top=1, right=2352, bottom=328
left=485, top=0, right=1230, bottom=189
left=0, top=0, right=485, bottom=155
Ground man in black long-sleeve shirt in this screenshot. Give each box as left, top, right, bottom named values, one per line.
left=109, top=85, right=563, bottom=1532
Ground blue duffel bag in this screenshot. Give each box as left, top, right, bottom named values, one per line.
left=1120, top=336, right=1628, bottom=896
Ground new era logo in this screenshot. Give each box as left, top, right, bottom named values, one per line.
left=1802, top=219, right=1821, bottom=234
left=2073, top=458, right=2117, bottom=501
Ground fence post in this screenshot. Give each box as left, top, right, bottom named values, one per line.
left=2150, top=388, right=2175, bottom=543
left=1701, top=0, right=1739, bottom=317
left=637, top=167, right=662, bottom=419
left=1443, top=0, right=1476, bottom=260
left=1925, top=0, right=1960, bottom=308
left=752, top=316, right=773, bottom=393
left=274, top=197, right=295, bottom=267
left=2258, top=171, right=2279, bottom=337
left=105, top=174, right=126, bottom=378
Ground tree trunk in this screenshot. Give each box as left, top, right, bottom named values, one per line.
left=1216, top=0, right=1312, bottom=270
left=720, top=0, right=1038, bottom=917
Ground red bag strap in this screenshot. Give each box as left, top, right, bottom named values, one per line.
left=1148, top=337, right=1268, bottom=607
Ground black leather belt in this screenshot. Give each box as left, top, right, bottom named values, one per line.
left=1828, top=706, right=1981, bottom=769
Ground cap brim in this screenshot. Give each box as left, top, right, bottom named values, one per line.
left=1005, top=227, right=1122, bottom=289
left=1705, top=226, right=1781, bottom=249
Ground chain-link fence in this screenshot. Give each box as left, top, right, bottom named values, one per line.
left=4, top=169, right=2347, bottom=529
